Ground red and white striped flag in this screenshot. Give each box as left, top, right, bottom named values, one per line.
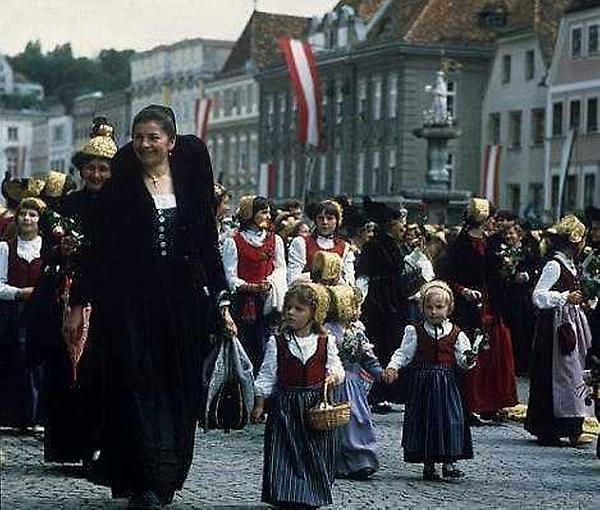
left=480, top=145, right=502, bottom=205
left=279, top=38, right=323, bottom=148
left=259, top=162, right=277, bottom=199
left=195, top=98, right=211, bottom=140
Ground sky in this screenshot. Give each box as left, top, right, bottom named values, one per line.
left=1, top=0, right=337, bottom=57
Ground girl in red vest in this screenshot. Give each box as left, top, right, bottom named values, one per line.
left=0, top=197, right=46, bottom=430
left=222, top=195, right=287, bottom=372
left=385, top=281, right=475, bottom=481
left=288, top=199, right=355, bottom=286
left=251, top=282, right=344, bottom=509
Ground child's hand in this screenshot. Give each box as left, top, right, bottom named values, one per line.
left=384, top=367, right=398, bottom=384
left=250, top=405, right=264, bottom=424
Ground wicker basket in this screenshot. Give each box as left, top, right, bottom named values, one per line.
left=307, top=381, right=351, bottom=431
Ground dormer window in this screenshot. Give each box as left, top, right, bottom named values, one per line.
left=479, top=2, right=508, bottom=28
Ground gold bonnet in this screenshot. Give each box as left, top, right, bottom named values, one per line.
left=328, top=284, right=358, bottom=324
left=79, top=122, right=118, bottom=160
left=311, top=251, right=342, bottom=286
left=467, top=198, right=490, bottom=222
left=548, top=214, right=586, bottom=244
left=3, top=177, right=46, bottom=202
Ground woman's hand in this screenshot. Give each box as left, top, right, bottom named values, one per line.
left=250, top=405, right=264, bottom=424
left=17, top=287, right=35, bottom=301
left=384, top=367, right=398, bottom=384
left=64, top=305, right=84, bottom=343
left=567, top=290, right=584, bottom=305
left=221, top=306, right=238, bottom=336
left=514, top=272, right=529, bottom=284
left=462, top=288, right=482, bottom=303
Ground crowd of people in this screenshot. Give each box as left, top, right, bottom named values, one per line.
left=0, top=105, right=599, bottom=509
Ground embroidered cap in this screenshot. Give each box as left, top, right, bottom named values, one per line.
left=467, top=198, right=490, bottom=223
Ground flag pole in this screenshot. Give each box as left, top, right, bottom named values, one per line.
left=302, top=145, right=317, bottom=206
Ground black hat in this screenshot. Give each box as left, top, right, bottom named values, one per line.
left=363, top=196, right=405, bottom=225
left=585, top=206, right=600, bottom=224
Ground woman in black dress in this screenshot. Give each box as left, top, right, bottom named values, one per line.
left=67, top=105, right=236, bottom=508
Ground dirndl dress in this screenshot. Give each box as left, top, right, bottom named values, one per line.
left=402, top=324, right=473, bottom=464
left=262, top=335, right=338, bottom=508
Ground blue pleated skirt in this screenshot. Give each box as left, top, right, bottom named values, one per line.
left=402, top=363, right=473, bottom=463
left=262, top=384, right=338, bottom=507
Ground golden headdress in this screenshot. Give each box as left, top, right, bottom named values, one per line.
left=311, top=251, right=342, bottom=286
left=2, top=177, right=46, bottom=203
left=548, top=214, right=586, bottom=244
left=467, top=198, right=490, bottom=223
left=17, top=196, right=47, bottom=215
left=43, top=171, right=68, bottom=198
left=328, top=284, right=359, bottom=324
left=72, top=118, right=118, bottom=169
left=420, top=280, right=454, bottom=312
left=287, top=282, right=331, bottom=326
left=237, top=195, right=257, bottom=222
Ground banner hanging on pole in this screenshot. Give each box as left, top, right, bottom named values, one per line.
left=480, top=144, right=502, bottom=205
left=279, top=38, right=323, bottom=148
left=195, top=98, right=212, bottom=140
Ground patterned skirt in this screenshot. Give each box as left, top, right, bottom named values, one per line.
left=403, top=363, right=473, bottom=464
left=262, top=384, right=338, bottom=507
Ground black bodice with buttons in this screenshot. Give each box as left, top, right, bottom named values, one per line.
left=154, top=206, right=177, bottom=259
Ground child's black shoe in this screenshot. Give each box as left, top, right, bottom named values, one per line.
left=422, top=465, right=441, bottom=481
left=442, top=465, right=464, bottom=478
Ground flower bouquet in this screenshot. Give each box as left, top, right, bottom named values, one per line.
left=581, top=250, right=600, bottom=300
left=497, top=243, right=525, bottom=279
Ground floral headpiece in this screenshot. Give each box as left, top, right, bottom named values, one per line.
left=420, top=280, right=454, bottom=312
left=548, top=214, right=586, bottom=244
left=311, top=251, right=342, bottom=286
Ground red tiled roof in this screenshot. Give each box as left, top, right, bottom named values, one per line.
left=219, top=10, right=309, bottom=75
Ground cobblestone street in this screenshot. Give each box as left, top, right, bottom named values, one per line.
left=1, top=380, right=599, bottom=509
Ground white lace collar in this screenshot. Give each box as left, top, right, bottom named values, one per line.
left=240, top=228, right=268, bottom=247
left=422, top=319, right=453, bottom=338
left=16, top=236, right=42, bottom=263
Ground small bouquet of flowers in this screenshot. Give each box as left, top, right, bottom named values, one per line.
left=497, top=243, right=525, bottom=279
left=580, top=250, right=600, bottom=300
left=337, top=324, right=369, bottom=365
left=42, top=208, right=84, bottom=247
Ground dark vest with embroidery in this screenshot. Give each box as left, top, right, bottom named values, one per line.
left=550, top=257, right=579, bottom=293
left=233, top=231, right=275, bottom=284
left=7, top=238, right=43, bottom=289
left=414, top=323, right=460, bottom=366
left=303, top=235, right=346, bottom=273
left=276, top=334, right=327, bottom=387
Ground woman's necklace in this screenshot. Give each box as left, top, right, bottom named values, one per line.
left=144, top=170, right=166, bottom=189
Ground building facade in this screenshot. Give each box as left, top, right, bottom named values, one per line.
left=130, top=38, right=234, bottom=136
left=0, top=109, right=44, bottom=178
left=545, top=0, right=600, bottom=217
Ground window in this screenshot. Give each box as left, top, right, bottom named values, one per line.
left=334, top=153, right=342, bottom=194
left=502, top=55, right=511, bottom=84
left=508, top=184, right=521, bottom=214
left=213, top=92, right=220, bottom=119
left=585, top=174, right=596, bottom=207
left=247, top=84, right=254, bottom=113
left=446, top=81, right=456, bottom=120
left=551, top=175, right=560, bottom=209
left=552, top=102, right=563, bottom=136
left=372, top=76, right=382, bottom=121
left=266, top=95, right=274, bottom=133
left=531, top=108, right=545, bottom=145
left=388, top=74, right=398, bottom=119
left=277, top=158, right=285, bottom=197
left=319, top=155, right=327, bottom=191
left=587, top=97, right=598, bottom=132
left=489, top=113, right=501, bottom=145
left=529, top=183, right=543, bottom=216
left=279, top=93, right=286, bottom=132
left=589, top=24, right=599, bottom=55
left=240, top=86, right=247, bottom=113
left=289, top=159, right=296, bottom=197
left=525, top=50, right=535, bottom=81
left=572, top=26, right=582, bottom=59
left=335, top=80, right=343, bottom=125
left=6, top=147, right=18, bottom=174
left=569, top=99, right=581, bottom=130
left=387, top=148, right=396, bottom=193
left=52, top=125, right=65, bottom=143
left=7, top=126, right=18, bottom=141
left=445, top=153, right=454, bottom=184
left=371, top=150, right=380, bottom=193
left=356, top=152, right=365, bottom=195
left=229, top=135, right=238, bottom=172
left=357, top=78, right=367, bottom=117
left=509, top=111, right=522, bottom=148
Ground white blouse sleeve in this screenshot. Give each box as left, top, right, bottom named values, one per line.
left=532, top=260, right=569, bottom=309
left=265, top=235, right=288, bottom=312
left=387, top=325, right=418, bottom=370
left=253, top=336, right=278, bottom=397
left=341, top=244, right=356, bottom=286
left=326, top=335, right=345, bottom=384
left=455, top=331, right=476, bottom=370
left=287, top=236, right=309, bottom=284
left=0, top=241, right=19, bottom=301
left=221, top=236, right=246, bottom=290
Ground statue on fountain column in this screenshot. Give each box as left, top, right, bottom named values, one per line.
left=424, top=70, right=451, bottom=126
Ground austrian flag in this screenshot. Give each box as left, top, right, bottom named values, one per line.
left=279, top=38, right=323, bottom=148
left=195, top=98, right=212, bottom=140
